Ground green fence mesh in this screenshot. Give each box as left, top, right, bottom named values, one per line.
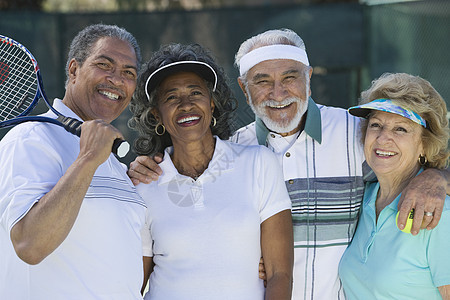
left=0, top=0, right=448, bottom=163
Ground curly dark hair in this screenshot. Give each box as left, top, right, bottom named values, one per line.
left=128, top=43, right=238, bottom=156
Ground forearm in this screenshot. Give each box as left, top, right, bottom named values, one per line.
left=141, top=256, right=154, bottom=295
left=261, top=210, right=294, bottom=300
left=265, top=272, right=292, bottom=300
left=11, top=155, right=99, bottom=264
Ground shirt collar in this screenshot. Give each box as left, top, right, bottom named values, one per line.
left=157, top=137, right=235, bottom=185
left=255, top=97, right=322, bottom=145
left=44, top=98, right=83, bottom=121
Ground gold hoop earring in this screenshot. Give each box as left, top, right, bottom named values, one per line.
left=211, top=116, right=217, bottom=127
left=418, top=154, right=427, bottom=166
left=155, top=123, right=166, bottom=136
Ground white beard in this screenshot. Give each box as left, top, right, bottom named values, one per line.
left=247, top=94, right=308, bottom=134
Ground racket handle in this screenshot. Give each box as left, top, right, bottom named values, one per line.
left=57, top=116, right=129, bottom=158
left=57, top=116, right=81, bottom=136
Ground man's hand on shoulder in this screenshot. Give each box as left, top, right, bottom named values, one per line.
left=398, top=168, right=448, bottom=235
left=128, top=154, right=163, bottom=185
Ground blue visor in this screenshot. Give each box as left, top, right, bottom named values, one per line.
left=348, top=98, right=426, bottom=128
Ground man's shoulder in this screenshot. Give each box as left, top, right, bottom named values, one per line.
left=222, top=136, right=267, bottom=155
left=0, top=122, right=44, bottom=145
left=219, top=138, right=278, bottom=172
left=317, top=104, right=361, bottom=128
left=318, top=103, right=353, bottom=117
left=229, top=122, right=259, bottom=146
left=1, top=119, right=67, bottom=144
left=0, top=120, right=78, bottom=165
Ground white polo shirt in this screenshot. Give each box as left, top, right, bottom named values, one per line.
left=231, top=98, right=367, bottom=300
left=0, top=99, right=146, bottom=300
left=139, top=138, right=292, bottom=300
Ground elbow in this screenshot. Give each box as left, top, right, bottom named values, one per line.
left=11, top=221, right=49, bottom=265
left=13, top=243, right=47, bottom=265
left=21, top=256, right=44, bottom=265
left=11, top=232, right=49, bottom=265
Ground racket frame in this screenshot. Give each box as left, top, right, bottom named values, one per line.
left=0, top=35, right=127, bottom=157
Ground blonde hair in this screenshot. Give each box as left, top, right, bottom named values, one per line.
left=359, top=73, right=449, bottom=169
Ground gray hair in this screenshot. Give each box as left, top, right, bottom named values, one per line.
left=234, top=28, right=307, bottom=83
left=65, top=24, right=142, bottom=87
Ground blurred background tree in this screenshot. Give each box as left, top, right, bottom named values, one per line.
left=1, top=0, right=44, bottom=10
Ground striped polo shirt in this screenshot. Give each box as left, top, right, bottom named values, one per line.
left=231, top=97, right=368, bottom=300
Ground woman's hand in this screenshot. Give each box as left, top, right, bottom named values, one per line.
left=259, top=257, right=267, bottom=287
left=438, top=285, right=450, bottom=300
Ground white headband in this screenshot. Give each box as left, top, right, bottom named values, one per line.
left=239, top=44, right=310, bottom=76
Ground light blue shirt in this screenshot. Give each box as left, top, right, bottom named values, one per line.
left=339, top=172, right=450, bottom=299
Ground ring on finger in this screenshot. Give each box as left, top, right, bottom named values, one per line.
left=424, top=211, right=434, bottom=217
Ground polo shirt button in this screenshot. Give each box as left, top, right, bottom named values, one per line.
left=288, top=179, right=294, bottom=184
left=285, top=152, right=291, bottom=157
left=270, top=134, right=276, bottom=138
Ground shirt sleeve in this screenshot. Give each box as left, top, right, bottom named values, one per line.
left=0, top=125, right=65, bottom=234
left=137, top=184, right=154, bottom=258
left=141, top=216, right=153, bottom=257
left=255, top=146, right=292, bottom=223
left=428, top=199, right=450, bottom=288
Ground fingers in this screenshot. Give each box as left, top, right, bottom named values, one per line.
left=153, top=153, right=164, bottom=163
left=397, top=168, right=447, bottom=235
left=258, top=257, right=266, bottom=278
left=128, top=155, right=163, bottom=185
left=258, top=257, right=267, bottom=288
left=398, top=200, right=441, bottom=235
left=78, top=120, right=123, bottom=166
left=396, top=194, right=412, bottom=232
left=398, top=198, right=434, bottom=235
left=410, top=203, right=425, bottom=235
left=426, top=205, right=442, bottom=230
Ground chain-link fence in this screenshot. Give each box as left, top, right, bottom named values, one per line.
left=362, top=0, right=449, bottom=115
left=1, top=0, right=448, bottom=163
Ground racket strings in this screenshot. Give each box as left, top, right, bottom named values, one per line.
left=0, top=40, right=38, bottom=122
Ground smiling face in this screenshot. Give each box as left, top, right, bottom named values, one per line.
left=152, top=71, right=215, bottom=145
left=64, top=37, right=138, bottom=123
left=239, top=59, right=312, bottom=136
left=364, top=111, right=424, bottom=181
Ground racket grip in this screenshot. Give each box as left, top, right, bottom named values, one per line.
left=57, top=115, right=82, bottom=136
left=57, top=116, right=129, bottom=158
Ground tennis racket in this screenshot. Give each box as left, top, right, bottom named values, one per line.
left=0, top=35, right=129, bottom=158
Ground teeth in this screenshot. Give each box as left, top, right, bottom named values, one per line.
left=269, top=104, right=289, bottom=109
left=100, top=91, right=119, bottom=100
left=376, top=150, right=396, bottom=156
left=177, top=116, right=200, bottom=124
